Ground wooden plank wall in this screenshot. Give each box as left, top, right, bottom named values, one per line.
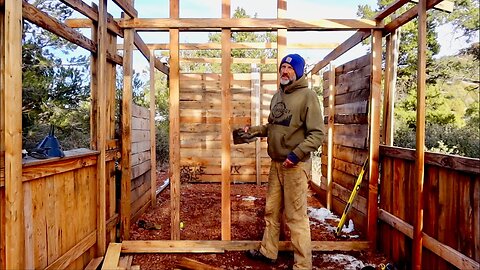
left=319, top=54, right=371, bottom=233
left=379, top=146, right=480, bottom=270
left=178, top=73, right=277, bottom=183
left=21, top=152, right=99, bottom=269
left=130, top=104, right=153, bottom=222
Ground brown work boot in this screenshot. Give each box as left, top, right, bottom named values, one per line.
left=246, top=249, right=276, bottom=264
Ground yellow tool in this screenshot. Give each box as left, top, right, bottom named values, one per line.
left=335, top=158, right=368, bottom=237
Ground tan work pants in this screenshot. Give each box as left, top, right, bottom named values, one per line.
left=259, top=160, right=312, bottom=270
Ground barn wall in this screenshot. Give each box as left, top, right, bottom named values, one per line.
left=178, top=72, right=276, bottom=183
left=130, top=104, right=153, bottom=221
left=319, top=54, right=371, bottom=233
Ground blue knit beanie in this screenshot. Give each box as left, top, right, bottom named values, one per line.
left=279, top=54, right=305, bottom=78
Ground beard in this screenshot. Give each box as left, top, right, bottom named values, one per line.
left=280, top=74, right=296, bottom=85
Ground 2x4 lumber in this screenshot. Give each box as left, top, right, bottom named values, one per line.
left=121, top=10, right=134, bottom=241
left=169, top=0, right=181, bottom=241
left=118, top=18, right=381, bottom=31
left=309, top=30, right=371, bottom=74
left=22, top=1, right=95, bottom=52
left=112, top=0, right=137, bottom=18
left=63, top=2, right=124, bottom=37
left=378, top=209, right=479, bottom=270
left=374, top=0, right=411, bottom=20
left=410, top=0, right=454, bottom=12
left=44, top=230, right=96, bottom=270
left=118, top=42, right=338, bottom=51
left=310, top=0, right=443, bottom=74
left=149, top=53, right=157, bottom=208
left=176, top=258, right=223, bottom=270
left=23, top=1, right=122, bottom=64
left=383, top=0, right=444, bottom=34
left=220, top=0, right=232, bottom=241
left=413, top=1, right=427, bottom=269
left=101, top=243, right=122, bottom=270
left=382, top=29, right=400, bottom=146
left=367, top=29, right=382, bottom=249
left=3, top=0, right=25, bottom=268
left=95, top=0, right=108, bottom=256
left=134, top=32, right=169, bottom=75
left=326, top=65, right=336, bottom=210
left=380, top=145, right=480, bottom=174
left=85, top=257, right=104, bottom=270
left=120, top=240, right=371, bottom=253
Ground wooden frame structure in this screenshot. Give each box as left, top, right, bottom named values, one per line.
left=1, top=0, right=478, bottom=269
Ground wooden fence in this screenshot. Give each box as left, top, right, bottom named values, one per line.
left=178, top=72, right=276, bottom=183
left=130, top=104, right=154, bottom=222
left=378, top=145, right=479, bottom=270
left=0, top=148, right=119, bottom=269
left=319, top=54, right=371, bottom=233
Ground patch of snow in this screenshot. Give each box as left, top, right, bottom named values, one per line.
left=321, top=254, right=366, bottom=270
left=307, top=207, right=339, bottom=222
left=242, top=196, right=257, bottom=201
left=341, top=219, right=355, bottom=233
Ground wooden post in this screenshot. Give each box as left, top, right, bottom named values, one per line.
left=326, top=63, right=336, bottom=210
left=250, top=64, right=261, bottom=185
left=382, top=27, right=400, bottom=146
left=367, top=29, right=382, bottom=249
left=169, top=0, right=181, bottom=241
left=149, top=52, right=157, bottom=207
left=2, top=0, right=24, bottom=268
left=121, top=10, right=134, bottom=240
left=413, top=0, right=427, bottom=268
left=95, top=0, right=108, bottom=255
left=221, top=0, right=232, bottom=241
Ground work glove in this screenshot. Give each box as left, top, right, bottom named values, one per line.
left=232, top=128, right=258, bottom=144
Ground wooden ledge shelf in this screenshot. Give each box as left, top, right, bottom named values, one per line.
left=21, top=148, right=100, bottom=183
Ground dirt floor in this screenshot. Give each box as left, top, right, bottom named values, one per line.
left=128, top=168, right=390, bottom=269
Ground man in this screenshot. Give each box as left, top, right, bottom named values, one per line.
left=237, top=53, right=324, bottom=269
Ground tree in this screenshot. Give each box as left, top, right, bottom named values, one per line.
left=22, top=0, right=91, bottom=150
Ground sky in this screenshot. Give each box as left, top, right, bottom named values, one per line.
left=74, top=0, right=477, bottom=74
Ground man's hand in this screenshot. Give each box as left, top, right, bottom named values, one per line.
left=283, top=152, right=299, bottom=168
left=282, top=158, right=295, bottom=168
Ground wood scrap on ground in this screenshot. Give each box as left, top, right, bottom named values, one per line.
left=175, top=257, right=223, bottom=270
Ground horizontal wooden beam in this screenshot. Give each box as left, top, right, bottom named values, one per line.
left=119, top=18, right=380, bottom=31
left=309, top=30, right=371, bottom=74
left=375, top=0, right=411, bottom=20
left=121, top=240, right=370, bottom=253
left=380, top=145, right=480, bottom=174
left=180, top=57, right=277, bottom=64
left=44, top=230, right=97, bottom=270
left=117, top=42, right=339, bottom=51
left=133, top=32, right=169, bottom=75
left=410, top=0, right=454, bottom=12
left=22, top=0, right=96, bottom=52
left=112, top=0, right=137, bottom=18
left=379, top=209, right=479, bottom=270
left=384, top=0, right=444, bottom=34
left=61, top=2, right=124, bottom=37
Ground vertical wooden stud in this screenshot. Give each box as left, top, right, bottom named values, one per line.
left=221, top=0, right=232, bottom=241
left=169, top=0, right=181, bottom=241
left=367, top=29, right=382, bottom=249
left=413, top=0, right=427, bottom=268
left=250, top=65, right=261, bottom=185
left=121, top=10, right=134, bottom=240
left=0, top=3, right=6, bottom=267
left=96, top=0, right=108, bottom=255
left=382, top=28, right=400, bottom=146
left=149, top=52, right=157, bottom=208
left=2, top=0, right=24, bottom=268
left=326, top=63, right=336, bottom=210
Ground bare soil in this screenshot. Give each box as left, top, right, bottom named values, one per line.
left=129, top=168, right=389, bottom=269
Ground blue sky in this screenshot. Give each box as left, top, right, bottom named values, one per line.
left=75, top=0, right=477, bottom=73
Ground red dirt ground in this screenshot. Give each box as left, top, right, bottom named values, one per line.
left=129, top=168, right=389, bottom=269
